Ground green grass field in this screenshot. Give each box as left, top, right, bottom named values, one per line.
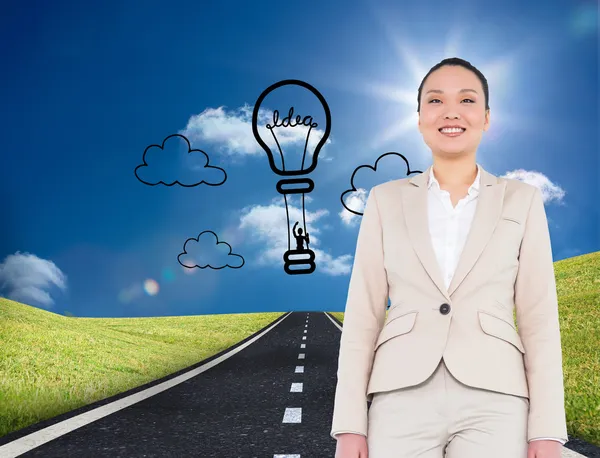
left=1, top=251, right=598, bottom=446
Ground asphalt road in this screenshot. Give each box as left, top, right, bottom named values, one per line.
left=0, top=311, right=597, bottom=457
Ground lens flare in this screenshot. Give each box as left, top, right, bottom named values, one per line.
left=118, top=283, right=143, bottom=303
left=181, top=258, right=197, bottom=275
left=569, top=3, right=598, bottom=37
left=143, top=279, right=160, bottom=296
left=162, top=267, right=176, bottom=283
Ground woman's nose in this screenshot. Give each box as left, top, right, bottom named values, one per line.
left=443, top=112, right=461, bottom=119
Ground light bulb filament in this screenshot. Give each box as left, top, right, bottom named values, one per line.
left=266, top=107, right=318, bottom=129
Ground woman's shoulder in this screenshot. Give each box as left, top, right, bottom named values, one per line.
left=497, top=176, right=538, bottom=199
left=371, top=177, right=411, bottom=195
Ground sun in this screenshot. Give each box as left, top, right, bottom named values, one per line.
left=317, top=14, right=555, bottom=188
left=364, top=54, right=517, bottom=156
left=343, top=17, right=552, bottom=162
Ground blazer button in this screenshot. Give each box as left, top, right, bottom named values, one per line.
left=439, top=303, right=451, bottom=315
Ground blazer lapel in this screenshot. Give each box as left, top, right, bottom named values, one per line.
left=402, top=163, right=506, bottom=301
left=402, top=169, right=449, bottom=301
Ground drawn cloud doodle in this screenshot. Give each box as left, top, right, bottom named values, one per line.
left=135, top=133, right=227, bottom=187
left=177, top=230, right=244, bottom=270
left=340, top=152, right=423, bottom=216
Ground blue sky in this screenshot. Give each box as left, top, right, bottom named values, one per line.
left=0, top=0, right=597, bottom=318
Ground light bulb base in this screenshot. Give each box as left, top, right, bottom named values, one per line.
left=276, top=177, right=314, bottom=195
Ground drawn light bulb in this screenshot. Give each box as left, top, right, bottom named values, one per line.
left=252, top=79, right=331, bottom=275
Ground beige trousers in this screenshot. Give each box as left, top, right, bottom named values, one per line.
left=366, top=358, right=529, bottom=457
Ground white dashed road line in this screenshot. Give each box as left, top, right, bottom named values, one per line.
left=290, top=383, right=303, bottom=393
left=282, top=407, right=302, bottom=423
left=277, top=314, right=310, bottom=457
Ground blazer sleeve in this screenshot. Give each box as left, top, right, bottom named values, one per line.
left=330, top=187, right=388, bottom=440
left=514, top=186, right=569, bottom=443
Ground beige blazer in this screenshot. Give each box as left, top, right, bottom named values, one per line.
left=330, top=164, right=568, bottom=443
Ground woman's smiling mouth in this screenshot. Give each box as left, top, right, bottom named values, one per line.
left=439, top=127, right=466, bottom=137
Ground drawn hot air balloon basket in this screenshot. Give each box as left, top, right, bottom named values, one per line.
left=252, top=79, right=331, bottom=275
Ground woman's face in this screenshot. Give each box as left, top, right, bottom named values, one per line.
left=418, top=65, right=490, bottom=157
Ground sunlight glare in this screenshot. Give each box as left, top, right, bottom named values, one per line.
left=359, top=24, right=531, bottom=157
left=370, top=111, right=419, bottom=151
left=443, top=25, right=464, bottom=58
left=364, top=83, right=415, bottom=105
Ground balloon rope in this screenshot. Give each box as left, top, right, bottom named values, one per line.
left=302, top=193, right=307, bottom=245
left=284, top=192, right=290, bottom=251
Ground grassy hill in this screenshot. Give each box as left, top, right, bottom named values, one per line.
left=0, top=251, right=598, bottom=446
left=0, top=306, right=286, bottom=438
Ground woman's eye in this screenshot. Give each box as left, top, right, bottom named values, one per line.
left=428, top=98, right=474, bottom=103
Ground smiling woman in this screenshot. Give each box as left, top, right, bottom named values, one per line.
left=331, top=57, right=569, bottom=458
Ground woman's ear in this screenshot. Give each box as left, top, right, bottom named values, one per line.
left=483, top=109, right=491, bottom=131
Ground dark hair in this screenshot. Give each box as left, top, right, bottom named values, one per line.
left=417, top=57, right=489, bottom=112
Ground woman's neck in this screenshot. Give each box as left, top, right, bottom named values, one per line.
left=431, top=156, right=478, bottom=188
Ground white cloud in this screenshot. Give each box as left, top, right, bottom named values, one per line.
left=180, top=104, right=332, bottom=162
left=317, top=251, right=354, bottom=276
left=238, top=198, right=352, bottom=275
left=501, top=169, right=566, bottom=204
left=0, top=252, right=67, bottom=308
left=340, top=188, right=368, bottom=226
